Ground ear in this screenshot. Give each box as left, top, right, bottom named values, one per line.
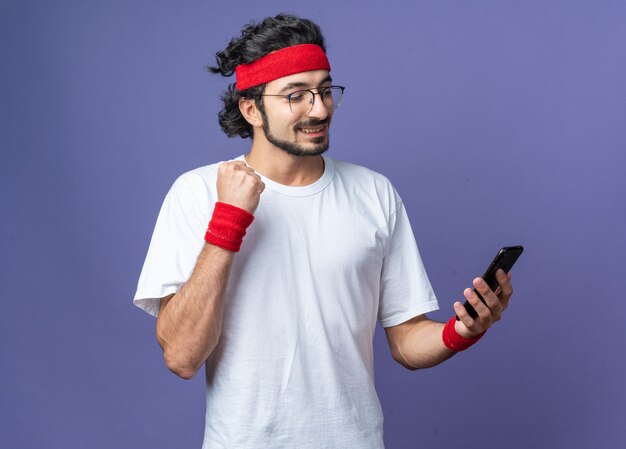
left=239, top=97, right=264, bottom=127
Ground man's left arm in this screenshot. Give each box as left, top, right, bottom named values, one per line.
left=385, top=269, right=513, bottom=370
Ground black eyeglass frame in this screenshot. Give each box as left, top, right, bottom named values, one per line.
left=259, top=85, right=345, bottom=113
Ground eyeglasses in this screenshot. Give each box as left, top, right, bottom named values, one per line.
left=260, top=85, right=345, bottom=114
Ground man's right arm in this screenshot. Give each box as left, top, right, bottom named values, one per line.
left=155, top=161, right=264, bottom=379
left=156, top=243, right=234, bottom=379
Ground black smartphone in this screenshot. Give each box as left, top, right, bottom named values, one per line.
left=457, top=245, right=524, bottom=320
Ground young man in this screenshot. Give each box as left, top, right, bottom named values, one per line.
left=134, top=14, right=514, bottom=449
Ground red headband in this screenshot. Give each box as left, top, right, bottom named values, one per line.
left=235, top=44, right=330, bottom=91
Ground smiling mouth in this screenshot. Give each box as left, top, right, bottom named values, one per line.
left=299, top=125, right=325, bottom=134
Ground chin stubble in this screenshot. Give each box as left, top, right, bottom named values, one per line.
left=262, top=118, right=330, bottom=157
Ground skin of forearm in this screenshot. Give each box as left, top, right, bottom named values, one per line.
left=386, top=316, right=456, bottom=370
left=156, top=243, right=234, bottom=379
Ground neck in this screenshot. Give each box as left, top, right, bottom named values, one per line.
left=245, top=140, right=325, bottom=187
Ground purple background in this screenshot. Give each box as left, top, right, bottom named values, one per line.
left=2, top=1, right=625, bottom=448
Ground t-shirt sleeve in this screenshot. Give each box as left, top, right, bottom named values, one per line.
left=378, top=197, right=439, bottom=328
left=133, top=172, right=212, bottom=317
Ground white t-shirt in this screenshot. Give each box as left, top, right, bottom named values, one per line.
left=134, top=155, right=438, bottom=449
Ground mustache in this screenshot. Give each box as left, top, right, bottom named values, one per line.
left=295, top=118, right=329, bottom=128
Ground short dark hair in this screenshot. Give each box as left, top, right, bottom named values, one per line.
left=207, top=14, right=327, bottom=139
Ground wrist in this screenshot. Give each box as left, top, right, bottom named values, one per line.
left=442, top=316, right=486, bottom=352
left=204, top=202, right=254, bottom=252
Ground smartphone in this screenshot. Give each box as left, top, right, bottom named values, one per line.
left=457, top=245, right=524, bottom=320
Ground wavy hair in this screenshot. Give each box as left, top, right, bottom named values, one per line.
left=207, top=14, right=327, bottom=138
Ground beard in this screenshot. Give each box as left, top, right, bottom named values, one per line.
left=262, top=117, right=330, bottom=157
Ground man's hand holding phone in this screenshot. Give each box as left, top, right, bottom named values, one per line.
left=451, top=245, right=522, bottom=338
left=453, top=268, right=514, bottom=338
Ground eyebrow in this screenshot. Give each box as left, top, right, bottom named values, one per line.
left=278, top=75, right=333, bottom=93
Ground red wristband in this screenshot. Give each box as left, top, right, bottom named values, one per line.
left=442, top=316, right=486, bottom=352
left=204, top=202, right=254, bottom=252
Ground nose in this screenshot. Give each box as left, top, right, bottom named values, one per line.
left=306, top=91, right=330, bottom=119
